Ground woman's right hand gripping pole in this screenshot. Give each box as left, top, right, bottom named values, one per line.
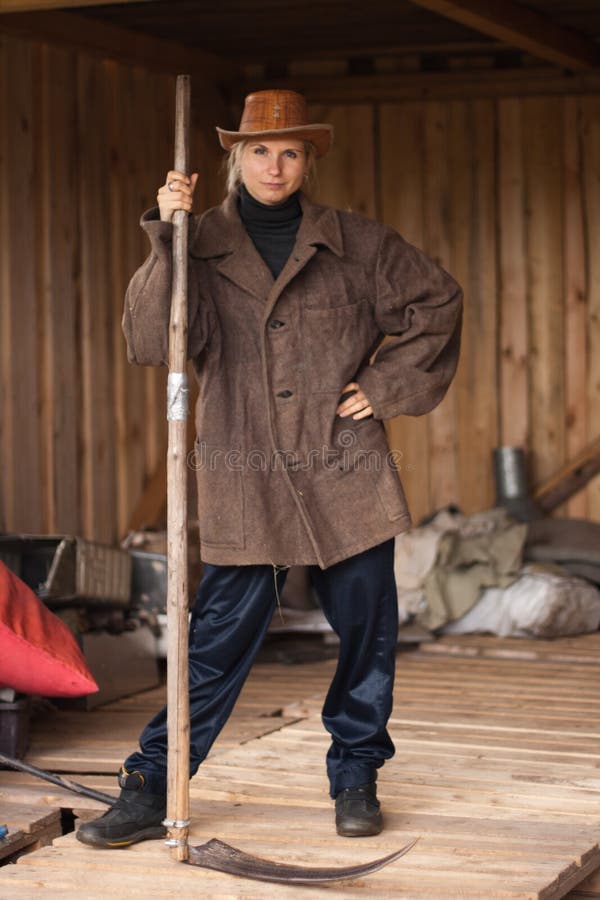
left=158, top=170, right=199, bottom=222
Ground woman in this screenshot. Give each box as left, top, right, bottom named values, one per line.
left=78, top=90, right=462, bottom=849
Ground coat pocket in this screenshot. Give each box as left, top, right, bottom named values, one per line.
left=351, top=419, right=410, bottom=523
left=374, top=458, right=410, bottom=522
left=193, top=440, right=245, bottom=549
left=303, top=299, right=373, bottom=393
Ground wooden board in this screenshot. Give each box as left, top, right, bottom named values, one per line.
left=0, top=803, right=61, bottom=863
left=498, top=96, right=529, bottom=452
left=452, top=98, right=498, bottom=514
left=562, top=97, right=588, bottom=519
left=569, top=864, right=600, bottom=898
left=77, top=53, right=117, bottom=543
left=0, top=36, right=42, bottom=534
left=37, top=43, right=80, bottom=535
left=3, top=637, right=600, bottom=895
left=581, top=95, right=600, bottom=521
left=523, top=96, right=566, bottom=487
left=418, top=631, right=600, bottom=664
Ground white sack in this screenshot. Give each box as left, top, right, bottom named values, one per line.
left=443, top=565, right=600, bottom=638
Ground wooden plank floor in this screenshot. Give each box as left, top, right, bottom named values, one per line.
left=20, top=659, right=331, bottom=774
left=2, top=634, right=600, bottom=897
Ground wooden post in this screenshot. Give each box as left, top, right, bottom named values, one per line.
left=165, top=73, right=191, bottom=863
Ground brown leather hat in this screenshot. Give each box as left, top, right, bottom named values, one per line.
left=216, top=90, right=333, bottom=158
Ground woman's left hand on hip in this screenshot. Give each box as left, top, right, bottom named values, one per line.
left=336, top=382, right=374, bottom=420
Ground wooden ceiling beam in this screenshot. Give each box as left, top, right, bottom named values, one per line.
left=407, top=0, right=600, bottom=70
left=0, top=0, right=153, bottom=10
left=0, top=10, right=237, bottom=82
left=249, top=67, right=600, bottom=103
left=237, top=38, right=514, bottom=63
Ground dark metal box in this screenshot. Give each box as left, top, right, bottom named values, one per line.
left=0, top=535, right=131, bottom=609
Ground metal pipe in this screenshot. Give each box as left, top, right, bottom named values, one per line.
left=0, top=752, right=115, bottom=805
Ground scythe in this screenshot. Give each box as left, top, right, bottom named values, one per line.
left=0, top=75, right=418, bottom=886
left=162, top=74, right=418, bottom=882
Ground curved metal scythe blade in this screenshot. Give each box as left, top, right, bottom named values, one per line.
left=188, top=836, right=419, bottom=884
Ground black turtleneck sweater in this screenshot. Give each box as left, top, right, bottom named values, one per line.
left=238, top=184, right=302, bottom=279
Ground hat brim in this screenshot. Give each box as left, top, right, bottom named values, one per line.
left=216, top=124, right=333, bottom=159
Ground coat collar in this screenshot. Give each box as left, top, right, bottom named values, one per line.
left=189, top=191, right=344, bottom=304
left=190, top=190, right=344, bottom=262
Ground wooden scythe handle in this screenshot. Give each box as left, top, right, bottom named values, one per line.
left=166, top=73, right=191, bottom=862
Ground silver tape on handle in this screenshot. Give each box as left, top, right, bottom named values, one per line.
left=167, top=372, right=189, bottom=422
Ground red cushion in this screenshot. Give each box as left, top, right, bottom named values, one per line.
left=0, top=561, right=98, bottom=697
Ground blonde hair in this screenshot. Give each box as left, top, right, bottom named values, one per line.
left=224, top=139, right=318, bottom=195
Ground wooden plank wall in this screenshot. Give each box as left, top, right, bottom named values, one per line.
left=312, top=97, right=600, bottom=525
left=1, top=39, right=599, bottom=539
left=0, top=34, right=225, bottom=542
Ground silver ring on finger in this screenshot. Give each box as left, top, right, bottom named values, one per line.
left=168, top=181, right=176, bottom=192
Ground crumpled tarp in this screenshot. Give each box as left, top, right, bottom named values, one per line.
left=394, top=508, right=527, bottom=631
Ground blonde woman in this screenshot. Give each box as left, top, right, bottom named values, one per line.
left=78, top=90, right=462, bottom=849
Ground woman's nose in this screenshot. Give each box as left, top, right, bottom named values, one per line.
left=267, top=156, right=282, bottom=173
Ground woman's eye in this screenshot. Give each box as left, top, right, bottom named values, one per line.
left=253, top=147, right=266, bottom=155
left=285, top=150, right=298, bottom=159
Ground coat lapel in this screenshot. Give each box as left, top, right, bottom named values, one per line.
left=265, top=193, right=345, bottom=317
left=217, top=235, right=274, bottom=303
left=190, top=193, right=273, bottom=303
left=297, top=192, right=344, bottom=259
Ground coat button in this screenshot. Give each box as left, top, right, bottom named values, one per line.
left=277, top=390, right=293, bottom=398
left=269, top=319, right=285, bottom=329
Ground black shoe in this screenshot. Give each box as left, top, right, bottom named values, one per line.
left=76, top=769, right=167, bottom=849
left=335, top=782, right=383, bottom=837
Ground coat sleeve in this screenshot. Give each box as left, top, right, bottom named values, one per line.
left=357, top=226, right=463, bottom=420
left=122, top=208, right=215, bottom=366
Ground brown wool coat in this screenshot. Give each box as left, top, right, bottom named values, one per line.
left=122, top=192, right=462, bottom=568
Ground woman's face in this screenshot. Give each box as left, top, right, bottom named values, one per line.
left=240, top=139, right=307, bottom=205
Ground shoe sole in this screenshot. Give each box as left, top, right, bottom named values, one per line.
left=76, top=825, right=167, bottom=849
left=336, top=818, right=383, bottom=837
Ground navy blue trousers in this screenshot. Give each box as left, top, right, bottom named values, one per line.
left=124, top=538, right=398, bottom=798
